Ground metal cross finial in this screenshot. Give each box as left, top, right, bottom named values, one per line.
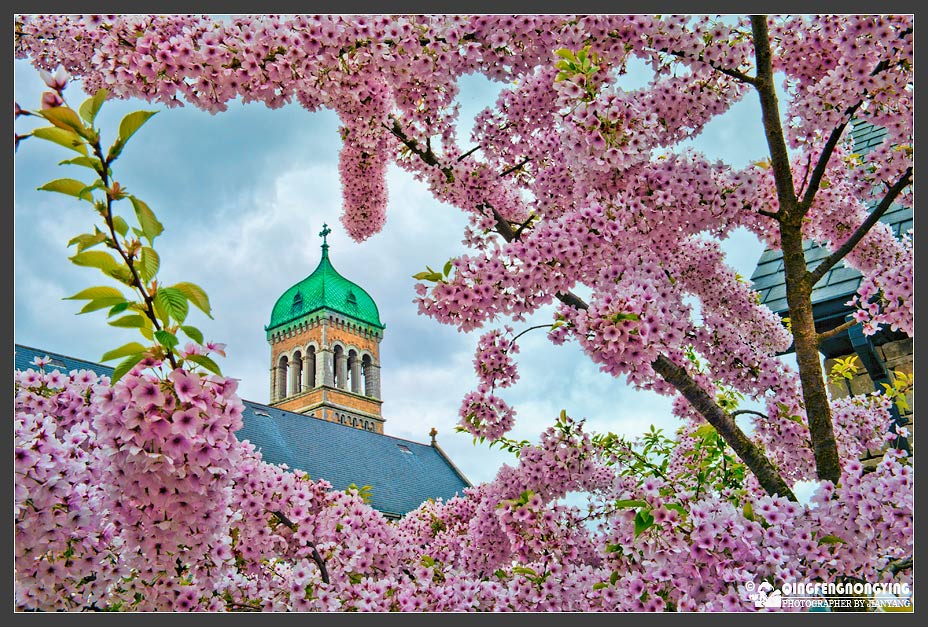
left=319, top=223, right=332, bottom=246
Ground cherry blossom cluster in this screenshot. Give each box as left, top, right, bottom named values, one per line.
left=87, top=357, right=245, bottom=610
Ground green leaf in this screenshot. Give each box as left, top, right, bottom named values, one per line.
left=112, top=352, right=146, bottom=383
left=179, top=325, right=204, bottom=345
left=68, top=231, right=107, bottom=252
left=511, top=566, right=537, bottom=577
left=39, top=106, right=90, bottom=137
left=614, top=499, right=648, bottom=509
left=154, top=329, right=180, bottom=350
left=412, top=271, right=444, bottom=282
left=606, top=543, right=622, bottom=553
left=555, top=48, right=577, bottom=61
left=109, top=314, right=147, bottom=328
left=155, top=287, right=189, bottom=324
left=118, top=110, right=157, bottom=143
left=112, top=215, right=129, bottom=237
left=106, top=137, right=125, bottom=162
left=138, top=247, right=160, bottom=283
left=633, top=509, right=654, bottom=538
left=817, top=534, right=847, bottom=545
left=78, top=297, right=126, bottom=314
left=443, top=259, right=453, bottom=277
left=664, top=503, right=687, bottom=516
left=105, top=265, right=137, bottom=287
left=172, top=282, right=211, bottom=318
left=185, top=353, right=222, bottom=376
left=742, top=502, right=754, bottom=521
left=70, top=250, right=120, bottom=273
left=64, top=286, right=124, bottom=301
left=609, top=571, right=619, bottom=586
left=592, top=582, right=608, bottom=591
left=31, top=126, right=88, bottom=154
left=78, top=88, right=108, bottom=125
left=107, top=302, right=131, bottom=317
left=129, top=196, right=164, bottom=244
left=101, top=342, right=148, bottom=363
left=694, top=424, right=716, bottom=440
left=38, top=178, right=94, bottom=200
left=58, top=156, right=103, bottom=172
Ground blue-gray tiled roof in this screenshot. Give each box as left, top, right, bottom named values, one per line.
left=237, top=402, right=470, bottom=517
left=14, top=344, right=470, bottom=517
left=750, top=121, right=912, bottom=315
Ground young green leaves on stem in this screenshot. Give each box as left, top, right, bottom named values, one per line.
left=26, top=86, right=217, bottom=381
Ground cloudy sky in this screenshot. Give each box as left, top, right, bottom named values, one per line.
left=13, top=38, right=774, bottom=486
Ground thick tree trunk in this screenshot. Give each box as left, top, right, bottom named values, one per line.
left=780, top=226, right=842, bottom=484
left=751, top=15, right=842, bottom=485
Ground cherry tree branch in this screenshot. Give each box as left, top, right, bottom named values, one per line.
left=651, top=355, right=796, bottom=500
left=797, top=101, right=862, bottom=216
left=271, top=510, right=330, bottom=584
left=730, top=409, right=769, bottom=421
left=817, top=320, right=859, bottom=344
left=807, top=167, right=912, bottom=287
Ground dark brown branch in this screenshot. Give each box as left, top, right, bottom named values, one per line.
left=750, top=15, right=799, bottom=224
left=798, top=101, right=862, bottom=216
left=652, top=355, right=796, bottom=500
left=386, top=120, right=441, bottom=167
left=513, top=214, right=536, bottom=240
left=90, top=142, right=178, bottom=369
left=817, top=320, right=858, bottom=344
left=271, top=510, right=330, bottom=584
left=457, top=145, right=481, bottom=162
left=657, top=47, right=757, bottom=85
left=807, top=167, right=912, bottom=286
left=798, top=29, right=910, bottom=215
left=730, top=409, right=769, bottom=421
left=486, top=203, right=517, bottom=240
left=500, top=157, right=530, bottom=178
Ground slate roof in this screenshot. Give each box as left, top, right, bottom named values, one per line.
left=14, top=343, right=470, bottom=518
left=750, top=121, right=912, bottom=317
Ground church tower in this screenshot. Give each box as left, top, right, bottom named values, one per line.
left=265, top=224, right=385, bottom=433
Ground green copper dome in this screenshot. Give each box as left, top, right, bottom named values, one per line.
left=267, top=231, right=384, bottom=335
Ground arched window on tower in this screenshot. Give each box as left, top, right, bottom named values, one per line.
left=291, top=291, right=303, bottom=314
left=277, top=355, right=289, bottom=400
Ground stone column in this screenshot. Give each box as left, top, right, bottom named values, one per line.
left=277, top=364, right=288, bottom=400
left=270, top=366, right=278, bottom=402
left=319, top=349, right=335, bottom=387
left=365, top=363, right=381, bottom=399
left=289, top=359, right=302, bottom=395
left=350, top=356, right=362, bottom=394
left=336, top=351, right=348, bottom=390
left=302, top=351, right=315, bottom=390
